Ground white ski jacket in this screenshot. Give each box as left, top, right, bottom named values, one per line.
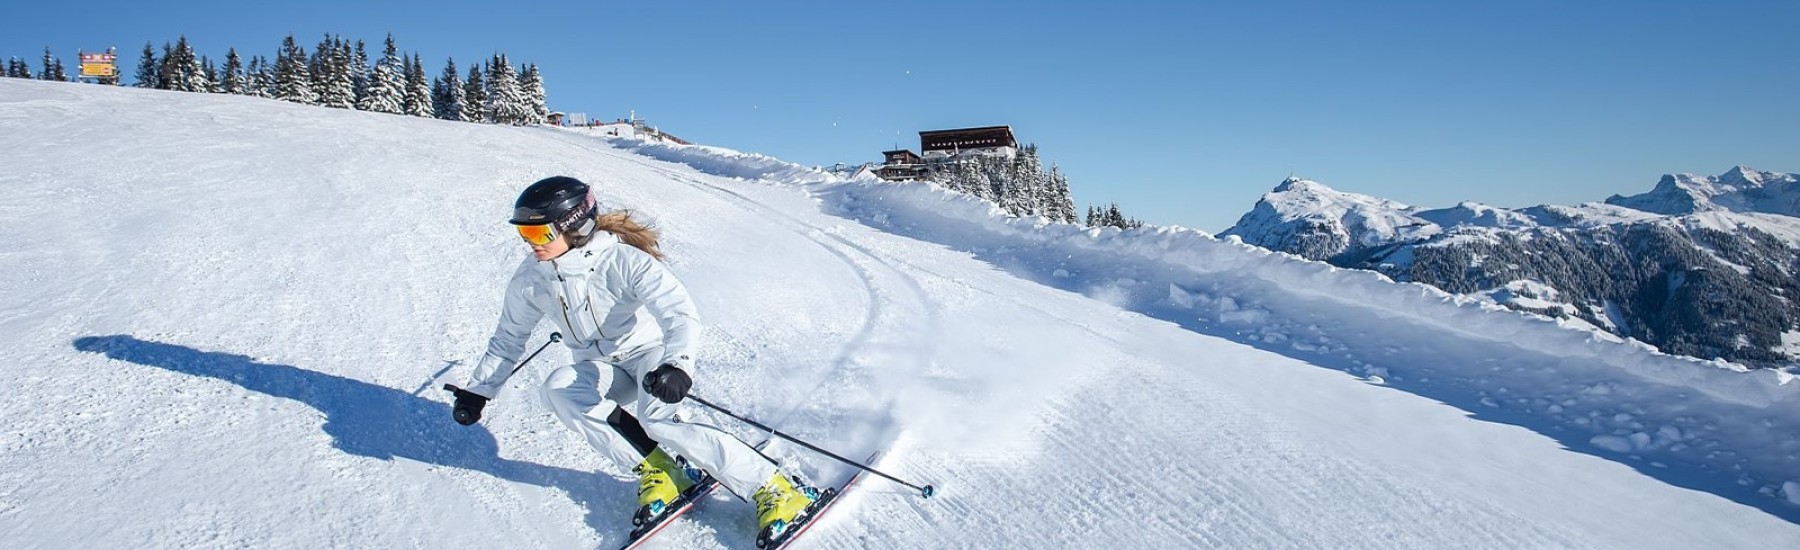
left=462, top=232, right=701, bottom=399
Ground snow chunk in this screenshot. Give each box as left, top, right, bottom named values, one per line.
left=1785, top=481, right=1800, bottom=505
left=1167, top=283, right=1196, bottom=308
left=1590, top=435, right=1634, bottom=453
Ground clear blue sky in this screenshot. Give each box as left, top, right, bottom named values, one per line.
left=6, top=1, right=1797, bottom=232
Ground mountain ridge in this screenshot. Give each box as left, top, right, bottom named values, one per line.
left=1222, top=166, right=1800, bottom=367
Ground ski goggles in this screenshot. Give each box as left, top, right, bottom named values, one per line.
left=515, top=223, right=558, bottom=246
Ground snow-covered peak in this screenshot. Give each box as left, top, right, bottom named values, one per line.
left=1221, top=177, right=1436, bottom=259
left=1235, top=177, right=1423, bottom=230
left=1606, top=166, right=1800, bottom=216
left=1721, top=164, right=1768, bottom=187
left=1271, top=175, right=1320, bottom=193
left=1263, top=177, right=1408, bottom=212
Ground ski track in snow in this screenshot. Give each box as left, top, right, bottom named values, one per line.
left=540, top=133, right=931, bottom=482
left=3, top=80, right=1799, bottom=549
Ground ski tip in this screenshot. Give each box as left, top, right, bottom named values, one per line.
left=920, top=485, right=936, bottom=499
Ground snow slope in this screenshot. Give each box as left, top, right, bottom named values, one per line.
left=3, top=79, right=1799, bottom=549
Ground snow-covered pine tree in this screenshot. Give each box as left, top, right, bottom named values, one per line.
left=220, top=48, right=244, bottom=94
left=951, top=159, right=995, bottom=201
left=330, top=40, right=354, bottom=106
left=310, top=35, right=354, bottom=109
left=307, top=35, right=329, bottom=95
left=357, top=34, right=404, bottom=114
left=274, top=35, right=316, bottom=104
left=39, top=48, right=67, bottom=81
left=171, top=37, right=203, bottom=91
left=432, top=58, right=465, bottom=121
left=399, top=54, right=415, bottom=113
left=351, top=40, right=369, bottom=106
left=1044, top=163, right=1077, bottom=223
left=188, top=51, right=212, bottom=93
left=1088, top=203, right=1142, bottom=229
left=5, top=58, right=26, bottom=78
left=1012, top=147, right=1060, bottom=221
left=358, top=62, right=400, bottom=113
left=247, top=55, right=274, bottom=98
left=519, top=63, right=547, bottom=124
left=996, top=177, right=1032, bottom=216
left=462, top=64, right=488, bottom=123
left=1087, top=204, right=1111, bottom=227
left=1005, top=146, right=1047, bottom=217
left=155, top=42, right=176, bottom=89
left=486, top=54, right=528, bottom=125
left=156, top=37, right=204, bottom=92
left=200, top=56, right=220, bottom=92
left=991, top=154, right=1034, bottom=216
left=134, top=43, right=158, bottom=87
left=403, top=53, right=432, bottom=117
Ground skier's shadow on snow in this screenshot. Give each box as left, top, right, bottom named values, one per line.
left=71, top=334, right=632, bottom=539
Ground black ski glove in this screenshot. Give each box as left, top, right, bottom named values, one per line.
left=642, top=364, right=692, bottom=404
left=444, top=384, right=489, bottom=426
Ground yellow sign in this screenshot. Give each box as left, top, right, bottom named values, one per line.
left=79, top=52, right=116, bottom=78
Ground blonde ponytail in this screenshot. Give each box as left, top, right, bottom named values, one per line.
left=595, top=210, right=665, bottom=261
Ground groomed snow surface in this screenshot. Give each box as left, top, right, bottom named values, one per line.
left=3, top=79, right=1798, bottom=549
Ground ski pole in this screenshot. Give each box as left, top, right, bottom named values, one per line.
left=443, top=332, right=561, bottom=394
left=505, top=332, right=562, bottom=378
left=687, top=394, right=936, bottom=499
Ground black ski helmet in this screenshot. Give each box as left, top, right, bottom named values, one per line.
left=511, top=176, right=598, bottom=245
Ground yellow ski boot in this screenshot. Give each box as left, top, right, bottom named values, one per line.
left=751, top=472, right=819, bottom=544
left=632, top=448, right=695, bottom=524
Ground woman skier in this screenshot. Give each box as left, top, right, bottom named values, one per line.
left=446, top=175, right=815, bottom=540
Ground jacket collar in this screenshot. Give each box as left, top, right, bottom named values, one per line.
left=544, top=232, right=619, bottom=277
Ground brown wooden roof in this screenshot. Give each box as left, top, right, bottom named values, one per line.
left=919, top=126, right=1017, bottom=152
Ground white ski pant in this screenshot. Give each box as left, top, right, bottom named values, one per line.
left=541, top=347, right=777, bottom=497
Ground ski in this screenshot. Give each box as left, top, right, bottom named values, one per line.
left=757, top=450, right=884, bottom=550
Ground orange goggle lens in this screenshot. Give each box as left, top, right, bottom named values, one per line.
left=516, top=224, right=557, bottom=246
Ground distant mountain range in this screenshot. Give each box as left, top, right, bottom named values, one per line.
left=1220, top=166, right=1800, bottom=367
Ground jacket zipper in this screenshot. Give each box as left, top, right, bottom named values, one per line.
left=551, top=264, right=582, bottom=346
left=551, top=260, right=606, bottom=346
